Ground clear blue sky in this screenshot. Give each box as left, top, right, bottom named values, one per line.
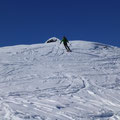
left=0, top=0, right=120, bottom=47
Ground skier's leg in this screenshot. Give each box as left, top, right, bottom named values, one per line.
left=66, top=45, right=71, bottom=52
left=65, top=45, right=69, bottom=51
left=64, top=43, right=68, bottom=51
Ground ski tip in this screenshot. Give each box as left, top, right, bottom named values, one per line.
left=67, top=50, right=72, bottom=52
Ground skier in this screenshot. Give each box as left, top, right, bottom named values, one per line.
left=60, top=36, right=71, bottom=52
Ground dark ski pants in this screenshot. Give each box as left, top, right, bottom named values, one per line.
left=64, top=43, right=71, bottom=51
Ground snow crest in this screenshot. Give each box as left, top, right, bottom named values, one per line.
left=0, top=40, right=120, bottom=120
left=45, top=37, right=60, bottom=43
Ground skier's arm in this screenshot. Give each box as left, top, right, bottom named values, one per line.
left=60, top=40, right=63, bottom=44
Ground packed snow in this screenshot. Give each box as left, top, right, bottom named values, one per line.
left=0, top=40, right=120, bottom=120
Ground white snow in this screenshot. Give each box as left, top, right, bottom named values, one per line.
left=0, top=40, right=120, bottom=120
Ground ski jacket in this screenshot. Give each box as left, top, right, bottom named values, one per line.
left=60, top=37, right=69, bottom=44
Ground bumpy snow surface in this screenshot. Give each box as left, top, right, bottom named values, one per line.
left=0, top=40, right=120, bottom=120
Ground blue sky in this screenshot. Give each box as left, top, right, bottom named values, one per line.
left=0, top=0, right=120, bottom=47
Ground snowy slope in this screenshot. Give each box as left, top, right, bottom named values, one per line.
left=0, top=40, right=120, bottom=120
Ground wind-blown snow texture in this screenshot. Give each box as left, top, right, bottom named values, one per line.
left=0, top=40, right=120, bottom=120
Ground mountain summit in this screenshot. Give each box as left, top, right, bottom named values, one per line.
left=0, top=40, right=120, bottom=120
left=45, top=37, right=60, bottom=43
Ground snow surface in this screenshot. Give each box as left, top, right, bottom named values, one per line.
left=0, top=40, right=120, bottom=120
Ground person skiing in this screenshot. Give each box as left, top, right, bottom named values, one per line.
left=60, top=36, right=71, bottom=52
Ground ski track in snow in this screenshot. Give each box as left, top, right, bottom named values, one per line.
left=0, top=41, right=120, bottom=120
